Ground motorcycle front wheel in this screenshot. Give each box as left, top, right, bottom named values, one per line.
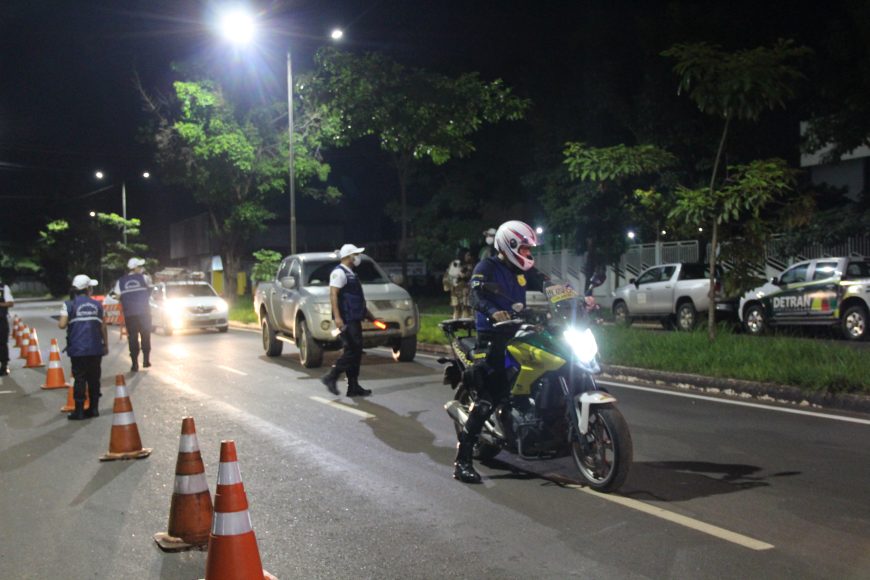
left=454, top=386, right=501, bottom=462
left=571, top=404, right=632, bottom=492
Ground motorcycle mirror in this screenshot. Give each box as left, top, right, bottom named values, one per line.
left=511, top=302, right=524, bottom=313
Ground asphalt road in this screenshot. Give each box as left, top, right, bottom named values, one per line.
left=2, top=302, right=869, bottom=579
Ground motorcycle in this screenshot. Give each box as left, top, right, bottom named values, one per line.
left=439, top=279, right=632, bottom=492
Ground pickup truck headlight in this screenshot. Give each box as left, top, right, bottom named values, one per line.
left=313, top=302, right=333, bottom=315
left=391, top=299, right=413, bottom=310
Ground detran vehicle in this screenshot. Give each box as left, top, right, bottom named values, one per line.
left=739, top=257, right=870, bottom=341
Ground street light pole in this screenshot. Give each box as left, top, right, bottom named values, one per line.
left=287, top=50, right=296, bottom=255
left=121, top=180, right=127, bottom=246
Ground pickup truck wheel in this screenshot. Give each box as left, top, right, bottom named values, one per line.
left=676, top=302, right=697, bottom=332
left=613, top=301, right=632, bottom=327
left=392, top=336, right=417, bottom=362
left=262, top=317, right=283, bottom=357
left=297, top=318, right=324, bottom=368
left=744, top=304, right=766, bottom=336
left=841, top=305, right=868, bottom=341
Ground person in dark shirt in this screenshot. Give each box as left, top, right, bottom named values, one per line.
left=453, top=220, right=547, bottom=483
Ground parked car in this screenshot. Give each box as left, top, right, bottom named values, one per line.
left=254, top=252, right=419, bottom=368
left=739, top=257, right=870, bottom=341
left=150, top=280, right=229, bottom=335
left=611, top=262, right=722, bottom=331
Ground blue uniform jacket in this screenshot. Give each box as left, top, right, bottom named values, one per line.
left=470, top=257, right=546, bottom=333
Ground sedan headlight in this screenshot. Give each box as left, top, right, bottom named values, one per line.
left=391, top=299, right=413, bottom=310
left=216, top=299, right=229, bottom=312
left=313, top=302, right=333, bottom=315
left=563, top=327, right=598, bottom=365
left=165, top=301, right=186, bottom=318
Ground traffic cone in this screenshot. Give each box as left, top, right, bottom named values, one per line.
left=13, top=319, right=23, bottom=348
left=99, top=374, right=152, bottom=461
left=18, top=327, right=30, bottom=359
left=203, top=441, right=276, bottom=580
left=25, top=328, right=45, bottom=368
left=60, top=385, right=90, bottom=413
left=42, top=339, right=70, bottom=389
left=154, top=417, right=213, bottom=552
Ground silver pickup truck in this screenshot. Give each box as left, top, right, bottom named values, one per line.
left=254, top=252, right=419, bottom=368
left=611, top=262, right=721, bottom=331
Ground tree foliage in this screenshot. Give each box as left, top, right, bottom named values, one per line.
left=251, top=249, right=283, bottom=284
left=306, top=48, right=530, bottom=279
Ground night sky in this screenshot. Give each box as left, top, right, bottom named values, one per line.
left=0, top=0, right=845, bottom=260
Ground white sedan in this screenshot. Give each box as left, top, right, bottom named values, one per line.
left=150, top=281, right=229, bottom=335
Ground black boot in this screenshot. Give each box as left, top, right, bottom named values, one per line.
left=142, top=351, right=151, bottom=368
left=84, top=397, right=100, bottom=418
left=0, top=362, right=8, bottom=376
left=346, top=377, right=371, bottom=397
left=320, top=369, right=339, bottom=395
left=453, top=432, right=482, bottom=483
left=67, top=401, right=86, bottom=421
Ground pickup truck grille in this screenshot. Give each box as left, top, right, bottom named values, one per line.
left=370, top=300, right=393, bottom=310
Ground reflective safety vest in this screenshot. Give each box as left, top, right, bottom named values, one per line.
left=335, top=266, right=366, bottom=322
left=65, top=295, right=104, bottom=357
left=117, top=273, right=150, bottom=316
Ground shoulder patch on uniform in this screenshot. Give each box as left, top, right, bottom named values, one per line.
left=517, top=274, right=526, bottom=287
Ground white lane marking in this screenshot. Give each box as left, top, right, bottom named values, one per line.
left=309, top=396, right=376, bottom=419
left=0, top=390, right=14, bottom=394
left=598, top=380, right=870, bottom=425
left=561, top=482, right=774, bottom=551
left=217, top=365, right=248, bottom=376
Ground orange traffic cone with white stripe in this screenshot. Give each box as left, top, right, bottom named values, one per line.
left=18, top=327, right=30, bottom=359
left=60, top=385, right=90, bottom=413
left=99, top=374, right=152, bottom=461
left=154, top=417, right=213, bottom=552
left=203, top=441, right=276, bottom=580
left=42, top=339, right=70, bottom=389
left=25, top=328, right=45, bottom=368
left=13, top=318, right=23, bottom=348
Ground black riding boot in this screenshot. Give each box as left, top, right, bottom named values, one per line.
left=84, top=397, right=100, bottom=418
left=346, top=375, right=371, bottom=397
left=67, top=401, right=86, bottom=421
left=0, top=362, right=8, bottom=376
left=320, top=368, right=339, bottom=395
left=142, top=351, right=151, bottom=368
left=453, top=431, right=482, bottom=483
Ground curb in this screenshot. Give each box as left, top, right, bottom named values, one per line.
left=229, top=320, right=260, bottom=331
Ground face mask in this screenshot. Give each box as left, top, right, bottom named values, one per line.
left=352, top=255, right=362, bottom=267
left=485, top=236, right=494, bottom=245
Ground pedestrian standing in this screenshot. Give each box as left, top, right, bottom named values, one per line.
left=444, top=249, right=474, bottom=319
left=58, top=275, right=108, bottom=420
left=478, top=227, right=497, bottom=262
left=0, top=275, right=14, bottom=376
left=320, top=244, right=374, bottom=397
left=113, top=257, right=152, bottom=372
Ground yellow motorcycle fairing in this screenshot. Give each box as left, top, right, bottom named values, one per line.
left=507, top=342, right=566, bottom=396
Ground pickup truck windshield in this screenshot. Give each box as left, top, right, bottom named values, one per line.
left=304, top=260, right=390, bottom=287
left=166, top=284, right=217, bottom=298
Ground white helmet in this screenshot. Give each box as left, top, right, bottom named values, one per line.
left=494, top=220, right=538, bottom=271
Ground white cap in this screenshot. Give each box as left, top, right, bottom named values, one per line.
left=339, top=244, right=365, bottom=259
left=71, top=275, right=98, bottom=290
left=127, top=257, right=146, bottom=269
left=484, top=228, right=497, bottom=236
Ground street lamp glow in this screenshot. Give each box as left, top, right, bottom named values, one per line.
left=95, top=171, right=104, bottom=180
left=142, top=171, right=150, bottom=179
left=698, top=227, right=704, bottom=232
left=331, top=28, right=344, bottom=40
left=661, top=230, right=667, bottom=236
left=89, top=211, right=96, bottom=217
left=627, top=231, right=636, bottom=240
left=219, top=9, right=256, bottom=45
left=535, top=226, right=543, bottom=235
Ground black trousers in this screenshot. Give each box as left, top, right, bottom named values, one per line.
left=463, top=331, right=511, bottom=439
left=0, top=315, right=8, bottom=364
left=71, top=355, right=102, bottom=405
left=124, top=313, right=152, bottom=359
left=332, top=320, right=363, bottom=383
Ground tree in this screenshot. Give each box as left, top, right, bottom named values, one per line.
left=141, top=76, right=343, bottom=298
left=305, top=48, right=530, bottom=281
left=544, top=142, right=676, bottom=278
left=662, top=39, right=811, bottom=339
left=251, top=249, right=282, bottom=284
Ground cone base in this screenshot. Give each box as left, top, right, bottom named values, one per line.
left=197, top=571, right=276, bottom=580
left=42, top=383, right=71, bottom=390
left=153, top=532, right=208, bottom=553
left=100, top=448, right=152, bottom=461
left=25, top=363, right=45, bottom=368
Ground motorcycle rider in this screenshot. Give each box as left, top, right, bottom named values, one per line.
left=454, top=220, right=548, bottom=483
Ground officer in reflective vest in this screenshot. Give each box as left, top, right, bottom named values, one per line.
left=0, top=276, right=14, bottom=376
left=58, top=274, right=108, bottom=420
left=113, top=257, right=153, bottom=372
left=320, top=244, right=375, bottom=397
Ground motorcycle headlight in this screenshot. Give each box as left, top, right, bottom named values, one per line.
left=563, top=327, right=598, bottom=365
left=391, top=299, right=412, bottom=310
left=313, top=302, right=333, bottom=315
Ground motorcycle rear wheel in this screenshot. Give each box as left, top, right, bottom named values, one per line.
left=454, top=386, right=501, bottom=461
left=571, top=404, right=632, bottom=492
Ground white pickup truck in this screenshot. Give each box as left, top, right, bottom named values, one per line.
left=611, top=262, right=721, bottom=331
